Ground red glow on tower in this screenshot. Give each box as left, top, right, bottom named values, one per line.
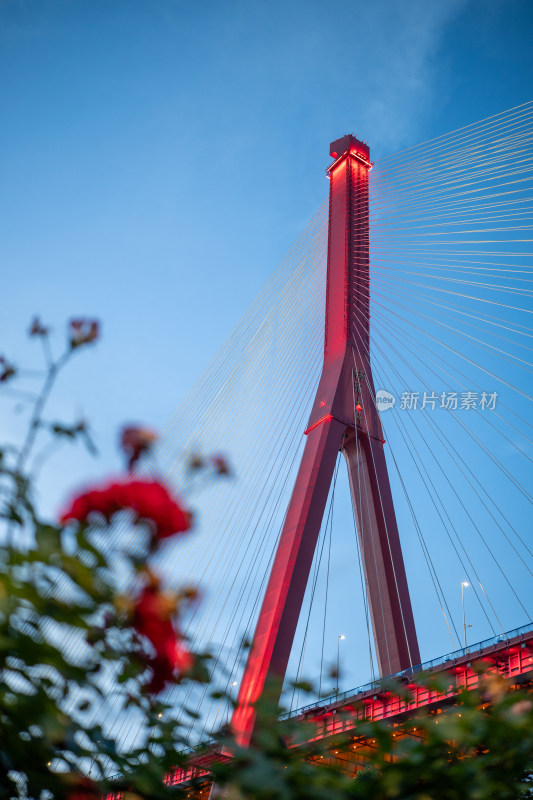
left=232, top=134, right=420, bottom=748
left=304, top=413, right=333, bottom=435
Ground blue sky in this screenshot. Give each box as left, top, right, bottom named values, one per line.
left=1, top=0, right=532, bottom=443
left=1, top=0, right=533, bottom=712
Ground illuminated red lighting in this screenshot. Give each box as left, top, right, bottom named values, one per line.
left=232, top=132, right=416, bottom=750
left=327, top=149, right=371, bottom=177
left=304, top=414, right=332, bottom=435
left=355, top=404, right=362, bottom=413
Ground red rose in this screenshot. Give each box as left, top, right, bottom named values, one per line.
left=133, top=578, right=194, bottom=693
left=60, top=479, right=192, bottom=541
left=127, top=481, right=192, bottom=540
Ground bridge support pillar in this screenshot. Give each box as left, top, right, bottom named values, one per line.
left=232, top=135, right=420, bottom=748
left=343, top=432, right=419, bottom=675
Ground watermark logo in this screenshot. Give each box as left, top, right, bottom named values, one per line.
left=376, top=389, right=396, bottom=412
left=374, top=390, right=498, bottom=412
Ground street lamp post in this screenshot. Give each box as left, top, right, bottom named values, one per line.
left=461, top=582, right=470, bottom=650
left=336, top=635, right=345, bottom=700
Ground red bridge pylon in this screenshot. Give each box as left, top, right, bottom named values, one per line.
left=232, top=135, right=420, bottom=747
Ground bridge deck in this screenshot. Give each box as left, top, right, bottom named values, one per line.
left=164, top=624, right=533, bottom=787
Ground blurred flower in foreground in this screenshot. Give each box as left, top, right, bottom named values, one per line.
left=120, top=425, right=158, bottom=471
left=483, top=672, right=507, bottom=703
left=69, top=318, right=99, bottom=349
left=212, top=454, right=231, bottom=476
left=187, top=453, right=205, bottom=472
left=133, top=574, right=194, bottom=693
left=509, top=699, right=532, bottom=717
left=63, top=775, right=99, bottom=800
left=29, top=316, right=49, bottom=337
left=0, top=355, right=16, bottom=383
left=60, top=479, right=192, bottom=541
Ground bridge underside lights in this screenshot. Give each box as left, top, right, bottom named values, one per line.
left=163, top=625, right=533, bottom=789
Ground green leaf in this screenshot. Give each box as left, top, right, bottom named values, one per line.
left=35, top=524, right=61, bottom=558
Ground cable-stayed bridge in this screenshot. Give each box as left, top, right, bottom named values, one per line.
left=108, top=102, right=533, bottom=783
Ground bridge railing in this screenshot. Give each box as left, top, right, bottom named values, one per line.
left=279, top=622, right=533, bottom=720
left=107, top=623, right=533, bottom=788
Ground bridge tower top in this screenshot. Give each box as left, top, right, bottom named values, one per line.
left=329, top=134, right=370, bottom=162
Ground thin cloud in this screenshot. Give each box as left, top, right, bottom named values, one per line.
left=360, top=0, right=472, bottom=151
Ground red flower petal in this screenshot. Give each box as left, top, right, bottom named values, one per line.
left=133, top=580, right=194, bottom=694
left=60, top=479, right=191, bottom=540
